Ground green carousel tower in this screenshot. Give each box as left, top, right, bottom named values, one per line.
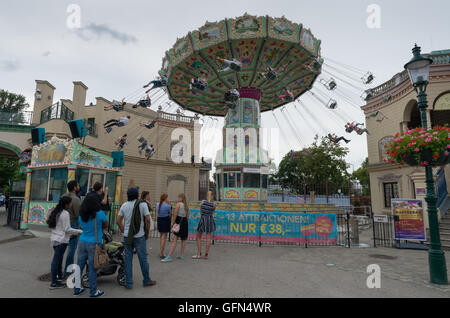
left=159, top=14, right=322, bottom=202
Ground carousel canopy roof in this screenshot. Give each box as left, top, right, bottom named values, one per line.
left=159, top=14, right=323, bottom=116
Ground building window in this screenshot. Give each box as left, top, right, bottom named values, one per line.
left=383, top=182, right=399, bottom=208
left=224, top=174, right=228, bottom=188
left=75, top=168, right=90, bottom=197
left=228, top=173, right=236, bottom=188
left=105, top=172, right=117, bottom=203
left=48, top=168, right=68, bottom=202
left=30, top=168, right=68, bottom=202
left=244, top=173, right=260, bottom=188
left=85, top=118, right=97, bottom=137
left=30, top=169, right=50, bottom=201
left=262, top=175, right=268, bottom=189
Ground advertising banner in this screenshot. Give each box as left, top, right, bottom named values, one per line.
left=187, top=210, right=338, bottom=245
left=391, top=199, right=426, bottom=241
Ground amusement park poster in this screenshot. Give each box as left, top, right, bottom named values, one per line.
left=187, top=210, right=338, bottom=244
left=391, top=199, right=426, bottom=241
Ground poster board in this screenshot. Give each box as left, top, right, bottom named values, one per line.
left=391, top=199, right=426, bottom=241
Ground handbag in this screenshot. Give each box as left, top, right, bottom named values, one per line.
left=94, top=214, right=110, bottom=269
left=171, top=223, right=180, bottom=234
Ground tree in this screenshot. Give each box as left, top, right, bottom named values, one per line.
left=351, top=158, right=370, bottom=196
left=0, top=158, right=22, bottom=193
left=0, top=89, right=28, bottom=123
left=274, top=135, right=351, bottom=194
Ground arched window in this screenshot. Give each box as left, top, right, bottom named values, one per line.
left=432, top=91, right=450, bottom=127
left=403, top=100, right=421, bottom=130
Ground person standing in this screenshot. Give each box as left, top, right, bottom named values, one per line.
left=141, top=191, right=155, bottom=230
left=62, top=180, right=82, bottom=276
left=193, top=191, right=216, bottom=260
left=86, top=182, right=109, bottom=211
left=74, top=195, right=108, bottom=298
left=156, top=194, right=172, bottom=259
left=117, top=187, right=156, bottom=289
left=47, top=196, right=82, bottom=290
left=162, top=193, right=189, bottom=262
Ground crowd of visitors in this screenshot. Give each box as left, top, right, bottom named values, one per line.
left=47, top=179, right=216, bottom=297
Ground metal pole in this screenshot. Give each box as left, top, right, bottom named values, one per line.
left=346, top=212, right=351, bottom=248
left=416, top=83, right=448, bottom=285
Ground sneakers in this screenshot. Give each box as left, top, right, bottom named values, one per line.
left=159, top=255, right=166, bottom=260
left=73, top=288, right=86, bottom=297
left=192, top=254, right=202, bottom=259
left=161, top=256, right=173, bottom=263
left=143, top=280, right=157, bottom=287
left=49, top=281, right=66, bottom=290
left=90, top=290, right=105, bottom=298
left=177, top=255, right=184, bottom=260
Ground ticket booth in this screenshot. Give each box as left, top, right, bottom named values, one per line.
left=21, top=136, right=122, bottom=230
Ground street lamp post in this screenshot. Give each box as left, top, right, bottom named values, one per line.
left=404, top=44, right=448, bottom=285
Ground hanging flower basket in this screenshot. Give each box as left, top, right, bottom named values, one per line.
left=385, top=126, right=450, bottom=167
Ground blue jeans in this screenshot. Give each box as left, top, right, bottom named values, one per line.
left=124, top=236, right=151, bottom=288
left=64, top=221, right=79, bottom=274
left=51, top=243, right=68, bottom=284
left=75, top=241, right=97, bottom=296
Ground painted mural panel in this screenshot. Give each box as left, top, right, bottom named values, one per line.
left=28, top=202, right=56, bottom=226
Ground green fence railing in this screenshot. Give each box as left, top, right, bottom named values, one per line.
left=40, top=102, right=74, bottom=124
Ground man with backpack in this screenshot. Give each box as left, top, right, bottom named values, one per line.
left=117, top=187, right=156, bottom=289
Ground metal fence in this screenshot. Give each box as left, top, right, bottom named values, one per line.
left=6, top=198, right=24, bottom=230
left=0, top=111, right=33, bottom=126
left=134, top=211, right=353, bottom=248
left=40, top=102, right=74, bottom=124
left=106, top=201, right=368, bottom=249
left=268, top=182, right=368, bottom=207
left=371, top=214, right=394, bottom=248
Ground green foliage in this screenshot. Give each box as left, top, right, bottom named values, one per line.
left=0, top=158, right=23, bottom=193
left=274, top=135, right=351, bottom=193
left=0, top=89, right=28, bottom=124
left=351, top=158, right=370, bottom=195
left=0, top=89, right=28, bottom=112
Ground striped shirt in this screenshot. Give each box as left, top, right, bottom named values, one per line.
left=200, top=200, right=215, bottom=216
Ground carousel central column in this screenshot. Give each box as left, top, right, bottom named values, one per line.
left=218, top=88, right=266, bottom=202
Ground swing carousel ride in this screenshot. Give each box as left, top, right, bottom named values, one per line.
left=118, top=14, right=376, bottom=202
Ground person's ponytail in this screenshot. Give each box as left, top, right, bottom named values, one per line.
left=158, top=193, right=168, bottom=214
left=47, top=196, right=72, bottom=229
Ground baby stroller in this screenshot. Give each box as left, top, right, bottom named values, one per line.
left=81, top=231, right=126, bottom=287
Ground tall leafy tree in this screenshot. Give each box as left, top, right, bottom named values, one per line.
left=274, top=135, right=351, bottom=194
left=0, top=89, right=28, bottom=123
left=0, top=158, right=22, bottom=192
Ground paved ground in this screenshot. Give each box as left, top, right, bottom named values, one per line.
left=1, top=207, right=449, bottom=298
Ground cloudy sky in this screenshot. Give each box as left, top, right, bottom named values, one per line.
left=1, top=0, right=449, bottom=170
